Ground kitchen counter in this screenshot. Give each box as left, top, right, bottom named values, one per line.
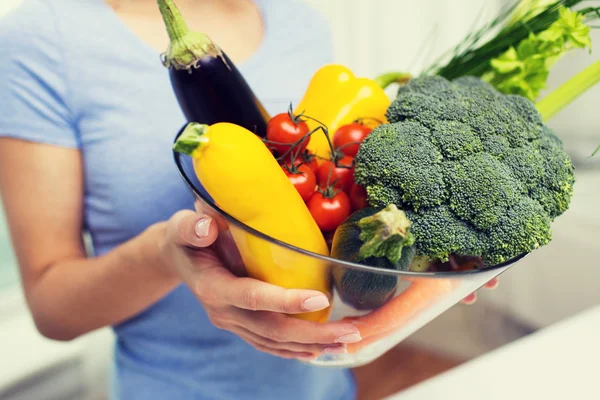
left=386, top=304, right=600, bottom=400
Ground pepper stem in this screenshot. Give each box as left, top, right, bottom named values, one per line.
left=373, top=72, right=412, bottom=89
left=173, top=123, right=210, bottom=156
left=357, top=204, right=415, bottom=263
left=536, top=60, right=600, bottom=122
left=157, top=0, right=224, bottom=70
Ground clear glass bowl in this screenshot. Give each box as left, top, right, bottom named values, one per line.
left=173, top=127, right=528, bottom=368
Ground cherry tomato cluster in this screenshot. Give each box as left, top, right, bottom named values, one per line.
left=264, top=110, right=376, bottom=235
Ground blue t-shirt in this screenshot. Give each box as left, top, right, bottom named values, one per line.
left=0, top=0, right=357, bottom=399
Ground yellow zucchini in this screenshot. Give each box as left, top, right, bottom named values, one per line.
left=174, top=122, right=331, bottom=322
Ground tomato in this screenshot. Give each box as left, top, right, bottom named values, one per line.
left=266, top=113, right=310, bottom=156
left=298, top=150, right=319, bottom=175
left=284, top=150, right=319, bottom=175
left=282, top=164, right=316, bottom=202
left=349, top=183, right=369, bottom=211
left=316, top=156, right=355, bottom=192
left=333, top=123, right=373, bottom=157
left=308, top=190, right=351, bottom=232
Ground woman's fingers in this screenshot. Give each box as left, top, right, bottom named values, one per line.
left=167, top=210, right=218, bottom=249
left=485, top=277, right=499, bottom=289
left=461, top=277, right=500, bottom=305
left=198, top=266, right=331, bottom=314
left=231, top=326, right=347, bottom=355
left=461, top=292, right=477, bottom=305
left=244, top=339, right=316, bottom=361
left=229, top=308, right=361, bottom=345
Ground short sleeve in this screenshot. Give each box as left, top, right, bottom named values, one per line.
left=0, top=0, right=79, bottom=148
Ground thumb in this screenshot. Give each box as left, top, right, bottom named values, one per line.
left=167, top=210, right=219, bottom=249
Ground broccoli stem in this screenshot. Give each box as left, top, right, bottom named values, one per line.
left=356, top=204, right=415, bottom=263
left=373, top=72, right=412, bottom=89
left=536, top=60, right=600, bottom=122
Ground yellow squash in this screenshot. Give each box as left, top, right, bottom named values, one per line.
left=295, top=64, right=391, bottom=160
left=174, top=122, right=332, bottom=322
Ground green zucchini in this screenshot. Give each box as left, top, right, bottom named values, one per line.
left=331, top=204, right=416, bottom=310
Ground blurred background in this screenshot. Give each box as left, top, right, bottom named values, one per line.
left=1, top=0, right=599, bottom=399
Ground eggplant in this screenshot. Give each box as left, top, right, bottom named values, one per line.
left=331, top=204, right=416, bottom=310
left=158, top=0, right=270, bottom=136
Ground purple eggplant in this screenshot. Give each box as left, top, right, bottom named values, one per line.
left=157, top=0, right=270, bottom=136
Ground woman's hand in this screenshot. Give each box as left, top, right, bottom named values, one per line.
left=159, top=210, right=362, bottom=360
left=461, top=277, right=499, bottom=305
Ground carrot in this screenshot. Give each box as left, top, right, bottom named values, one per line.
left=343, top=277, right=454, bottom=353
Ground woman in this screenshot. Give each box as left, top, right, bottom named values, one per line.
left=0, top=0, right=362, bottom=398
left=0, top=0, right=492, bottom=399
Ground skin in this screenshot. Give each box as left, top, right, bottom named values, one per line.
left=0, top=0, right=492, bottom=361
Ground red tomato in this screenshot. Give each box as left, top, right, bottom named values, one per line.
left=266, top=113, right=310, bottom=156
left=285, top=150, right=319, bottom=176
left=349, top=183, right=369, bottom=211
left=282, top=164, right=316, bottom=202
left=333, top=123, right=373, bottom=157
left=298, top=150, right=319, bottom=175
left=308, top=190, right=351, bottom=232
left=316, top=156, right=355, bottom=192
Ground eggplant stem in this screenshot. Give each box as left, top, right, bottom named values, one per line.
left=157, top=0, right=225, bottom=69
left=157, top=0, right=190, bottom=42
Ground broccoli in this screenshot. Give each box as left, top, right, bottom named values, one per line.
left=355, top=75, right=574, bottom=265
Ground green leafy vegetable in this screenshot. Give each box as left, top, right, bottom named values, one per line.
left=482, top=7, right=592, bottom=100
left=424, top=0, right=600, bottom=81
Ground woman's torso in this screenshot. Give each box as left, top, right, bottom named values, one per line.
left=0, top=0, right=356, bottom=398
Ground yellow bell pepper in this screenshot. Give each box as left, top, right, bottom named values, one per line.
left=174, top=122, right=332, bottom=322
left=295, top=64, right=391, bottom=160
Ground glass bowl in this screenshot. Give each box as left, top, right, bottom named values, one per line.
left=172, top=126, right=528, bottom=368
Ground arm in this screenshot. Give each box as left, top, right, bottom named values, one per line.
left=0, top=138, right=180, bottom=340
left=0, top=138, right=362, bottom=359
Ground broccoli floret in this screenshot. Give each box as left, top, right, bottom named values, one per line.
left=354, top=75, right=575, bottom=265
left=397, top=75, right=459, bottom=100
left=481, top=135, right=511, bottom=159
left=365, top=184, right=403, bottom=209
left=485, top=198, right=552, bottom=265
left=430, top=121, right=482, bottom=159
left=529, top=127, right=575, bottom=218
left=387, top=79, right=468, bottom=127
left=355, top=122, right=446, bottom=210
left=407, top=206, right=486, bottom=262
left=503, top=146, right=545, bottom=192
left=445, top=153, right=524, bottom=230
left=385, top=92, right=446, bottom=127
left=538, top=125, right=564, bottom=149
left=453, top=76, right=499, bottom=95
left=504, top=94, right=544, bottom=126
